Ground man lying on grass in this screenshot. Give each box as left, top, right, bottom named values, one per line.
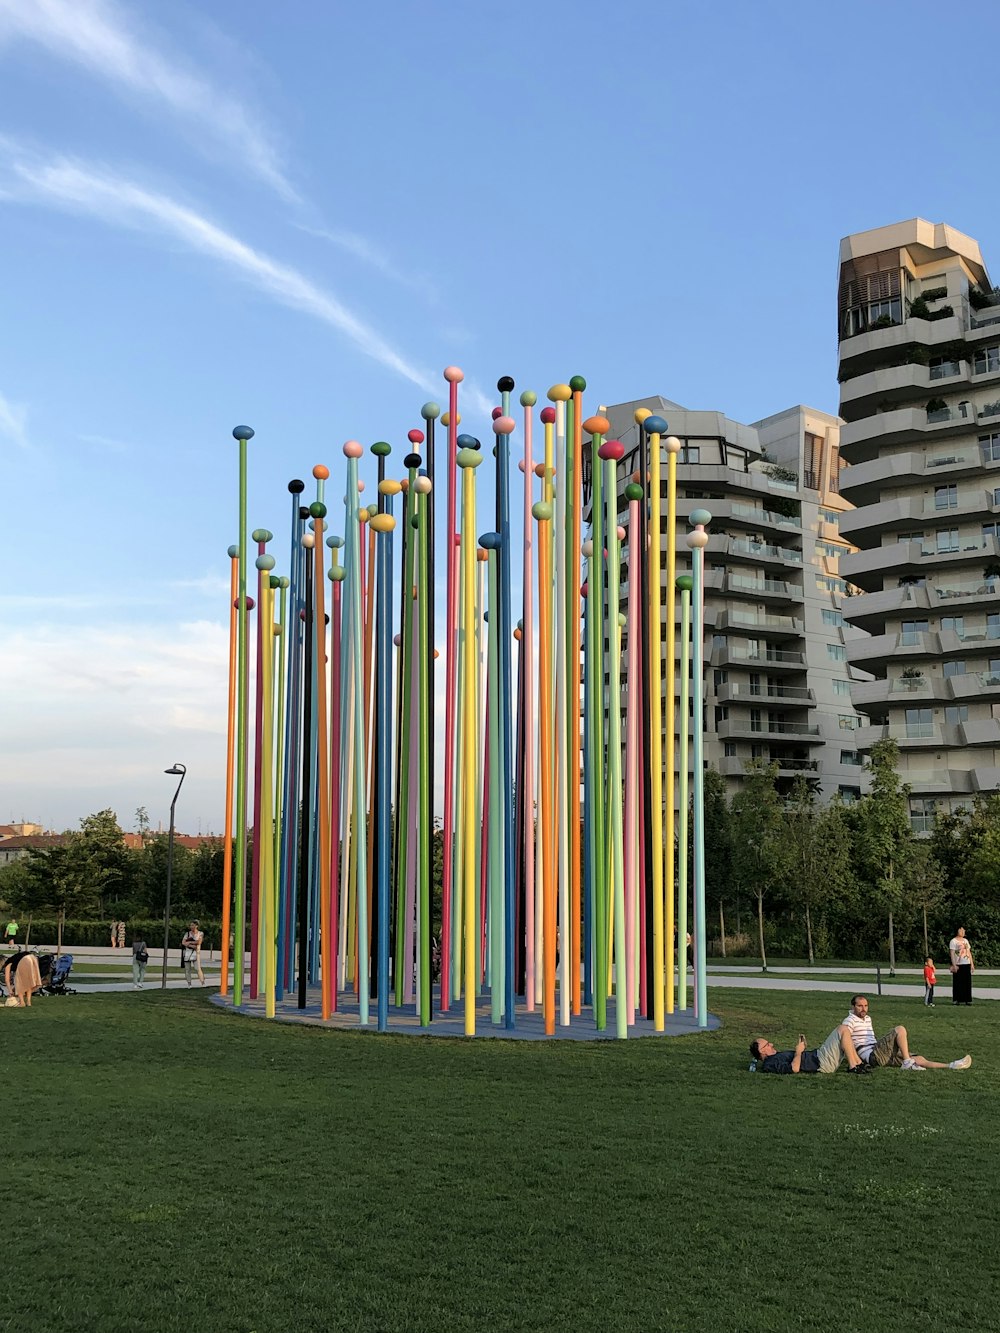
left=842, top=995, right=972, bottom=1071
left=750, top=1024, right=872, bottom=1075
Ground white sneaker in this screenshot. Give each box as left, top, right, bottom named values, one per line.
left=950, top=1055, right=973, bottom=1070
left=901, top=1058, right=925, bottom=1071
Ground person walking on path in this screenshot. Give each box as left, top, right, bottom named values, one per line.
left=949, top=927, right=974, bottom=1005
left=923, top=957, right=937, bottom=1007
left=180, top=921, right=204, bottom=986
left=4, top=919, right=18, bottom=951
left=842, top=995, right=971, bottom=1070
left=131, top=934, right=149, bottom=989
left=109, top=920, right=118, bottom=948
left=116, top=920, right=126, bottom=950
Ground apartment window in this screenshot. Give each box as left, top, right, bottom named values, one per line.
left=750, top=707, right=762, bottom=732
left=974, top=346, right=1000, bottom=375
left=905, top=707, right=933, bottom=738
left=989, top=614, right=1000, bottom=641
left=945, top=705, right=969, bottom=724
left=723, top=742, right=736, bottom=758
left=936, top=529, right=959, bottom=554
left=980, top=433, right=1000, bottom=462
left=935, top=484, right=958, bottom=511
left=941, top=616, right=965, bottom=638
left=822, top=609, right=844, bottom=626
left=749, top=673, right=761, bottom=695
left=900, top=531, right=925, bottom=543
left=714, top=669, right=728, bottom=687
left=994, top=489, right=1000, bottom=508
left=943, top=660, right=967, bottom=678
left=983, top=523, right=999, bottom=542
left=930, top=355, right=961, bottom=379
left=991, top=658, right=1000, bottom=673
left=840, top=749, right=861, bottom=766
left=901, top=620, right=929, bottom=646
left=816, top=541, right=842, bottom=558
left=910, top=798, right=937, bottom=834
left=839, top=715, right=859, bottom=730
left=839, top=785, right=861, bottom=803
left=680, top=446, right=700, bottom=464
left=713, top=634, right=728, bottom=649
left=833, top=679, right=852, bottom=696
left=714, top=706, right=729, bottom=724
left=827, top=643, right=847, bottom=661
left=750, top=743, right=765, bottom=760
left=819, top=508, right=839, bottom=524
left=816, top=575, right=846, bottom=593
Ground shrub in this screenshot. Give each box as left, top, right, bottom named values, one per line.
left=10, top=918, right=226, bottom=950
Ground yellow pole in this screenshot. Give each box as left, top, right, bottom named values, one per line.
left=639, top=410, right=665, bottom=1032
left=458, top=443, right=482, bottom=1035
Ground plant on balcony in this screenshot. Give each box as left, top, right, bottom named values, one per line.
left=984, top=562, right=1000, bottom=580
left=928, top=305, right=955, bottom=321
left=922, top=287, right=948, bottom=302
left=925, top=397, right=948, bottom=414
left=763, top=463, right=798, bottom=485
left=871, top=315, right=894, bottom=329
left=981, top=401, right=1000, bottom=418
left=909, top=297, right=931, bottom=320
left=905, top=344, right=930, bottom=365
left=968, top=286, right=1000, bottom=311
left=900, top=665, right=923, bottom=680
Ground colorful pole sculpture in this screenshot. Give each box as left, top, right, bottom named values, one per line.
left=231, top=425, right=254, bottom=1007
left=343, top=442, right=369, bottom=1024
left=583, top=412, right=609, bottom=1029
left=676, top=573, right=692, bottom=1011
left=600, top=438, right=628, bottom=1039
left=687, top=508, right=711, bottom=1029
left=456, top=434, right=482, bottom=1035
left=664, top=431, right=682, bottom=1015
left=566, top=377, right=585, bottom=1017
left=493, top=387, right=517, bottom=1031
left=220, top=542, right=239, bottom=999
left=520, top=391, right=536, bottom=1008
left=371, top=470, right=396, bottom=1032
left=642, top=413, right=665, bottom=1031
left=414, top=458, right=433, bottom=1027
left=441, top=366, right=464, bottom=1014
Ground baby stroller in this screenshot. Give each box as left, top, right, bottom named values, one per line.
left=39, top=953, right=75, bottom=995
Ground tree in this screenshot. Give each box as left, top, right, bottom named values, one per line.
left=729, top=761, right=789, bottom=970
left=134, top=806, right=150, bottom=841
left=904, top=839, right=946, bottom=958
left=853, top=739, right=913, bottom=973
left=785, top=777, right=852, bottom=964
left=703, top=767, right=733, bottom=953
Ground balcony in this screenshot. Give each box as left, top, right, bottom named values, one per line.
left=933, top=579, right=998, bottom=602
left=842, top=584, right=928, bottom=633
left=839, top=450, right=979, bottom=507
left=729, top=501, right=801, bottom=530
left=725, top=573, right=798, bottom=603
left=715, top=681, right=815, bottom=707
left=726, top=536, right=804, bottom=567
left=840, top=541, right=924, bottom=591
left=846, top=630, right=941, bottom=671
left=713, top=645, right=806, bottom=672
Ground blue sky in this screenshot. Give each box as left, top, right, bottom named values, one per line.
left=2, top=0, right=999, bottom=834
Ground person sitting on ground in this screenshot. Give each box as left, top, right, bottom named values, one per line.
left=842, top=994, right=971, bottom=1071
left=750, top=1023, right=872, bottom=1075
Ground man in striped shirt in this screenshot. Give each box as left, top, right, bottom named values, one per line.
left=843, top=995, right=971, bottom=1071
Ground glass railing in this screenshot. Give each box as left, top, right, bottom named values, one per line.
left=890, top=677, right=927, bottom=691
left=927, top=406, right=973, bottom=424
left=930, top=362, right=962, bottom=379
left=729, top=574, right=791, bottom=595
left=767, top=722, right=821, bottom=736
left=979, top=672, right=1000, bottom=687
left=934, top=581, right=997, bottom=598
left=730, top=502, right=800, bottom=528
left=772, top=758, right=819, bottom=771
left=926, top=454, right=968, bottom=468
left=979, top=402, right=1000, bottom=419
left=730, top=611, right=798, bottom=629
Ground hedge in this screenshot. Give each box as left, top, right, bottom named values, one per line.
left=9, top=918, right=227, bottom=950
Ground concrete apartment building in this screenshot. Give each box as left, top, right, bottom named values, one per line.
left=836, top=219, right=1000, bottom=828
left=593, top=396, right=866, bottom=802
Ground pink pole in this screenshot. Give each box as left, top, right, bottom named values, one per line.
left=521, top=400, right=536, bottom=1008
left=328, top=577, right=342, bottom=1009
left=624, top=493, right=641, bottom=1022
left=403, top=606, right=420, bottom=1005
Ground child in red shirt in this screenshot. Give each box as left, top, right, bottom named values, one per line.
left=923, top=956, right=937, bottom=1007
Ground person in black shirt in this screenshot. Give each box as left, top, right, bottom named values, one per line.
left=750, top=1024, right=871, bottom=1075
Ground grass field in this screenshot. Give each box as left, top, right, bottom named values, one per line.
left=6, top=988, right=997, bottom=1333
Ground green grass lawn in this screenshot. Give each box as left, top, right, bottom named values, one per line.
left=6, top=988, right=997, bottom=1333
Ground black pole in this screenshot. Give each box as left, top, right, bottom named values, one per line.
left=297, top=508, right=313, bottom=1009
left=161, top=765, right=186, bottom=989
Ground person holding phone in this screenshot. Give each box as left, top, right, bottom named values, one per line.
left=749, top=1024, right=871, bottom=1075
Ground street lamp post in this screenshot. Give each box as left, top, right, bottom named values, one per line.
left=161, top=764, right=187, bottom=990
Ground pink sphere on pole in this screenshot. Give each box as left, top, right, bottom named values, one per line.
left=343, top=440, right=363, bottom=459
left=443, top=366, right=464, bottom=384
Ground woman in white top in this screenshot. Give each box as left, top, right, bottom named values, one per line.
left=949, top=926, right=974, bottom=1005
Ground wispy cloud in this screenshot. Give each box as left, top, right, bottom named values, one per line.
left=0, top=0, right=296, bottom=200
left=79, top=431, right=133, bottom=455
left=0, top=388, right=30, bottom=451
left=296, top=222, right=441, bottom=305
left=0, top=141, right=440, bottom=394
